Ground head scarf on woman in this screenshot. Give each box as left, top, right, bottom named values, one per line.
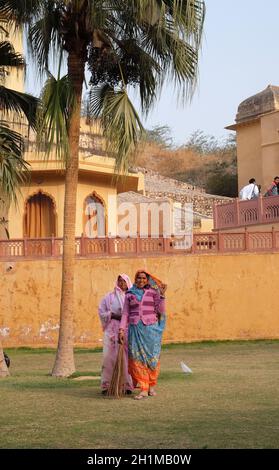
left=114, top=273, right=132, bottom=308
left=128, top=269, right=164, bottom=302
left=115, top=273, right=132, bottom=291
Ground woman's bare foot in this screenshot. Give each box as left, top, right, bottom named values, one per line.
left=134, top=391, right=148, bottom=400
left=148, top=388, right=157, bottom=396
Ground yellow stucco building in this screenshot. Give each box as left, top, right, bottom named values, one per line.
left=226, top=85, right=279, bottom=193
left=7, top=120, right=144, bottom=239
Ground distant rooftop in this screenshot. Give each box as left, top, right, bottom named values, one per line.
left=236, top=85, right=279, bottom=124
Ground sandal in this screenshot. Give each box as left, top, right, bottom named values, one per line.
left=134, top=393, right=148, bottom=400
left=148, top=390, right=157, bottom=396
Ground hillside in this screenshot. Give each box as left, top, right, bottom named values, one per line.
left=135, top=137, right=237, bottom=197
left=132, top=166, right=232, bottom=218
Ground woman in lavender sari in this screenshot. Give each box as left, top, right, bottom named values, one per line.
left=98, top=274, right=133, bottom=395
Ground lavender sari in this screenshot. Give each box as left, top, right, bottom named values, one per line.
left=98, top=274, right=133, bottom=392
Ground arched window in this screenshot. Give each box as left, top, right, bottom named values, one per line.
left=24, top=192, right=56, bottom=238
left=83, top=193, right=106, bottom=238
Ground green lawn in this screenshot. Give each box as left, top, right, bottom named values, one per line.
left=1, top=341, right=279, bottom=449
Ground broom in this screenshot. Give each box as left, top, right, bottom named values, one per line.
left=107, top=343, right=125, bottom=399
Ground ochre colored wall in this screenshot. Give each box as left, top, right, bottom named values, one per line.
left=261, top=111, right=279, bottom=192
left=236, top=121, right=262, bottom=191
left=236, top=110, right=279, bottom=193
left=199, top=219, right=213, bottom=233
left=1, top=253, right=279, bottom=347
left=8, top=176, right=65, bottom=238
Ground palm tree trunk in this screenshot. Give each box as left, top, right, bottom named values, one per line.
left=0, top=344, right=9, bottom=377
left=0, top=194, right=10, bottom=378
left=52, top=51, right=85, bottom=377
left=0, top=191, right=9, bottom=239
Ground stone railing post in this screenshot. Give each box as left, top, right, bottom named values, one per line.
left=236, top=198, right=240, bottom=226
left=107, top=237, right=113, bottom=255
left=258, top=195, right=264, bottom=223
left=80, top=233, right=86, bottom=256
left=217, top=231, right=223, bottom=252
left=213, top=202, right=218, bottom=230
left=162, top=237, right=168, bottom=254
left=244, top=227, right=249, bottom=251
left=51, top=235, right=55, bottom=257
left=136, top=235, right=140, bottom=254
left=23, top=237, right=28, bottom=257
left=272, top=226, right=276, bottom=250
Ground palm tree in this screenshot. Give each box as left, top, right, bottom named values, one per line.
left=0, top=0, right=205, bottom=377
left=0, top=18, right=38, bottom=377
left=0, top=28, right=38, bottom=199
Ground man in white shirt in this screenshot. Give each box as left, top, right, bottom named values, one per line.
left=239, top=178, right=259, bottom=200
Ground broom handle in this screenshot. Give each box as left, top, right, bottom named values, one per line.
left=118, top=328, right=125, bottom=345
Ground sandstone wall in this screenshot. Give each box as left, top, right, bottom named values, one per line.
left=1, top=252, right=278, bottom=348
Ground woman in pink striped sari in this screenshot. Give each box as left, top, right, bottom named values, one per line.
left=98, top=274, right=133, bottom=395
left=119, top=270, right=167, bottom=400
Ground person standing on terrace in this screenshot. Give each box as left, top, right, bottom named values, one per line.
left=239, top=178, right=259, bottom=200
left=264, top=177, right=279, bottom=196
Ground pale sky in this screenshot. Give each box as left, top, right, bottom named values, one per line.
left=141, top=0, right=279, bottom=145
left=25, top=0, right=279, bottom=145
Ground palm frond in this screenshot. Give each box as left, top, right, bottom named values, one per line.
left=0, top=215, right=9, bottom=239
left=92, top=0, right=204, bottom=112
left=140, top=15, right=202, bottom=101
left=0, top=18, right=8, bottom=36
left=88, top=38, right=160, bottom=113
left=89, top=83, right=111, bottom=117
left=0, top=86, right=38, bottom=128
left=0, top=0, right=64, bottom=76
left=28, top=3, right=64, bottom=75
left=90, top=85, right=144, bottom=172
left=0, top=0, right=41, bottom=24
left=0, top=40, right=25, bottom=67
left=37, top=73, right=75, bottom=162
left=165, top=28, right=200, bottom=95
left=0, top=120, right=30, bottom=202
left=162, top=0, right=205, bottom=34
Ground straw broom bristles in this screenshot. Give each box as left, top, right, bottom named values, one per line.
left=107, top=343, right=125, bottom=398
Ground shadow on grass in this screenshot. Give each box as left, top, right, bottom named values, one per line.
left=62, top=388, right=137, bottom=400
left=1, top=374, right=101, bottom=391
left=70, top=371, right=101, bottom=378
left=6, top=381, right=99, bottom=390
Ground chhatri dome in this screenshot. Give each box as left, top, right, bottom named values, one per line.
left=226, top=84, right=279, bottom=193
left=236, top=85, right=279, bottom=123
